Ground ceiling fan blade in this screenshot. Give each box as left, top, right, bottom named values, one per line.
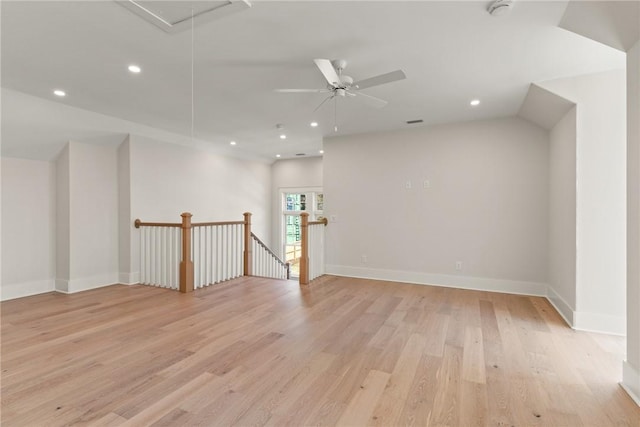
left=353, top=70, right=406, bottom=90
left=314, top=59, right=341, bottom=87
left=353, top=91, right=388, bottom=108
left=275, top=88, right=330, bottom=93
left=313, top=94, right=335, bottom=112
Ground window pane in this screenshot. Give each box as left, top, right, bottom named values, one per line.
left=285, top=193, right=306, bottom=211
left=285, top=215, right=301, bottom=244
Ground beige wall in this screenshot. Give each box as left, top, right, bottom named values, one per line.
left=1, top=157, right=56, bottom=299
left=324, top=117, right=549, bottom=294
left=624, top=39, right=640, bottom=403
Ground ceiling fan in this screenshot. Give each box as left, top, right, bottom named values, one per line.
left=276, top=59, right=406, bottom=131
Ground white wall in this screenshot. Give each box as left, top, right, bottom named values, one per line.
left=270, top=157, right=323, bottom=253
left=324, top=117, right=549, bottom=295
left=123, top=135, right=272, bottom=281
left=56, top=141, right=120, bottom=293
left=548, top=106, right=578, bottom=323
left=624, top=39, right=640, bottom=404
left=1, top=157, right=56, bottom=300
left=540, top=69, right=627, bottom=334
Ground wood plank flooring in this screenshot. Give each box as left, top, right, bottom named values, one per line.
left=1, top=275, right=638, bottom=426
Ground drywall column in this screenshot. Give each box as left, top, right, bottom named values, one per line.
left=624, top=40, right=640, bottom=404
left=117, top=137, right=136, bottom=284
left=547, top=106, right=577, bottom=322
left=56, top=141, right=119, bottom=293
left=55, top=145, right=71, bottom=292
left=540, top=70, right=627, bottom=334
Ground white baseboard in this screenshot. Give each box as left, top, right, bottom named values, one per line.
left=1, top=279, right=55, bottom=301
left=56, top=273, right=119, bottom=294
left=622, top=361, right=640, bottom=406
left=573, top=311, right=626, bottom=336
left=325, top=265, right=547, bottom=296
left=119, top=271, right=140, bottom=285
left=545, top=286, right=625, bottom=335
left=545, top=286, right=575, bottom=327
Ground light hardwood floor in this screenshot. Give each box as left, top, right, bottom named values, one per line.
left=1, top=276, right=638, bottom=426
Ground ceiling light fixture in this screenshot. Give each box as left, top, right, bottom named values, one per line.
left=470, top=99, right=481, bottom=106
left=280, top=134, right=287, bottom=140
left=487, top=0, right=513, bottom=16
left=53, top=89, right=66, bottom=97
left=128, top=64, right=142, bottom=73
left=319, top=150, right=324, bottom=154
left=276, top=154, right=281, bottom=158
left=230, top=141, right=237, bottom=145
left=310, top=121, right=319, bottom=127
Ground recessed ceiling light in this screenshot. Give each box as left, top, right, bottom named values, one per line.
left=470, top=99, right=481, bottom=106
left=230, top=141, right=237, bottom=146
left=319, top=150, right=324, bottom=154
left=53, top=89, right=66, bottom=97
left=128, top=64, right=142, bottom=73
left=276, top=154, right=281, bottom=158
left=280, top=134, right=287, bottom=140
left=310, top=122, right=319, bottom=127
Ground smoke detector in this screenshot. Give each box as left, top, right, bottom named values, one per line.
left=487, top=0, right=513, bottom=16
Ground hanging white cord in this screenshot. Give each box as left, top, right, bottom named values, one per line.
left=334, top=97, right=338, bottom=132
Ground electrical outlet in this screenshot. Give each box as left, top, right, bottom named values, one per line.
left=362, top=255, right=368, bottom=263
left=455, top=261, right=463, bottom=271
left=423, top=180, right=431, bottom=189
left=405, top=181, right=412, bottom=189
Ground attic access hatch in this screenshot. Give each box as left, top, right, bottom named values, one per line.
left=118, top=0, right=251, bottom=33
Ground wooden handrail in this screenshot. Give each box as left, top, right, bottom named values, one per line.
left=192, top=221, right=244, bottom=227
left=309, top=217, right=328, bottom=226
left=134, top=219, right=181, bottom=228
left=134, top=219, right=245, bottom=228
left=251, top=232, right=291, bottom=279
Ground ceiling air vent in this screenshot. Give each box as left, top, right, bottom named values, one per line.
left=406, top=119, right=423, bottom=124
left=117, top=0, right=251, bottom=33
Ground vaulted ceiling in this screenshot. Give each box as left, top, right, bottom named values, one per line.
left=1, top=1, right=626, bottom=161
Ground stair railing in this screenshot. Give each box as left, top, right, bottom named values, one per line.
left=299, top=213, right=328, bottom=285
left=251, top=233, right=290, bottom=280
left=135, top=212, right=253, bottom=292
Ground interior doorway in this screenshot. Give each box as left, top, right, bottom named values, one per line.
left=280, top=188, right=323, bottom=278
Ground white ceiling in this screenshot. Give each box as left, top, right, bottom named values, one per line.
left=0, top=1, right=626, bottom=161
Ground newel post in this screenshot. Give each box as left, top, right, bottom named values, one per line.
left=179, top=212, right=194, bottom=293
left=243, top=212, right=252, bottom=276
left=300, top=212, right=310, bottom=285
